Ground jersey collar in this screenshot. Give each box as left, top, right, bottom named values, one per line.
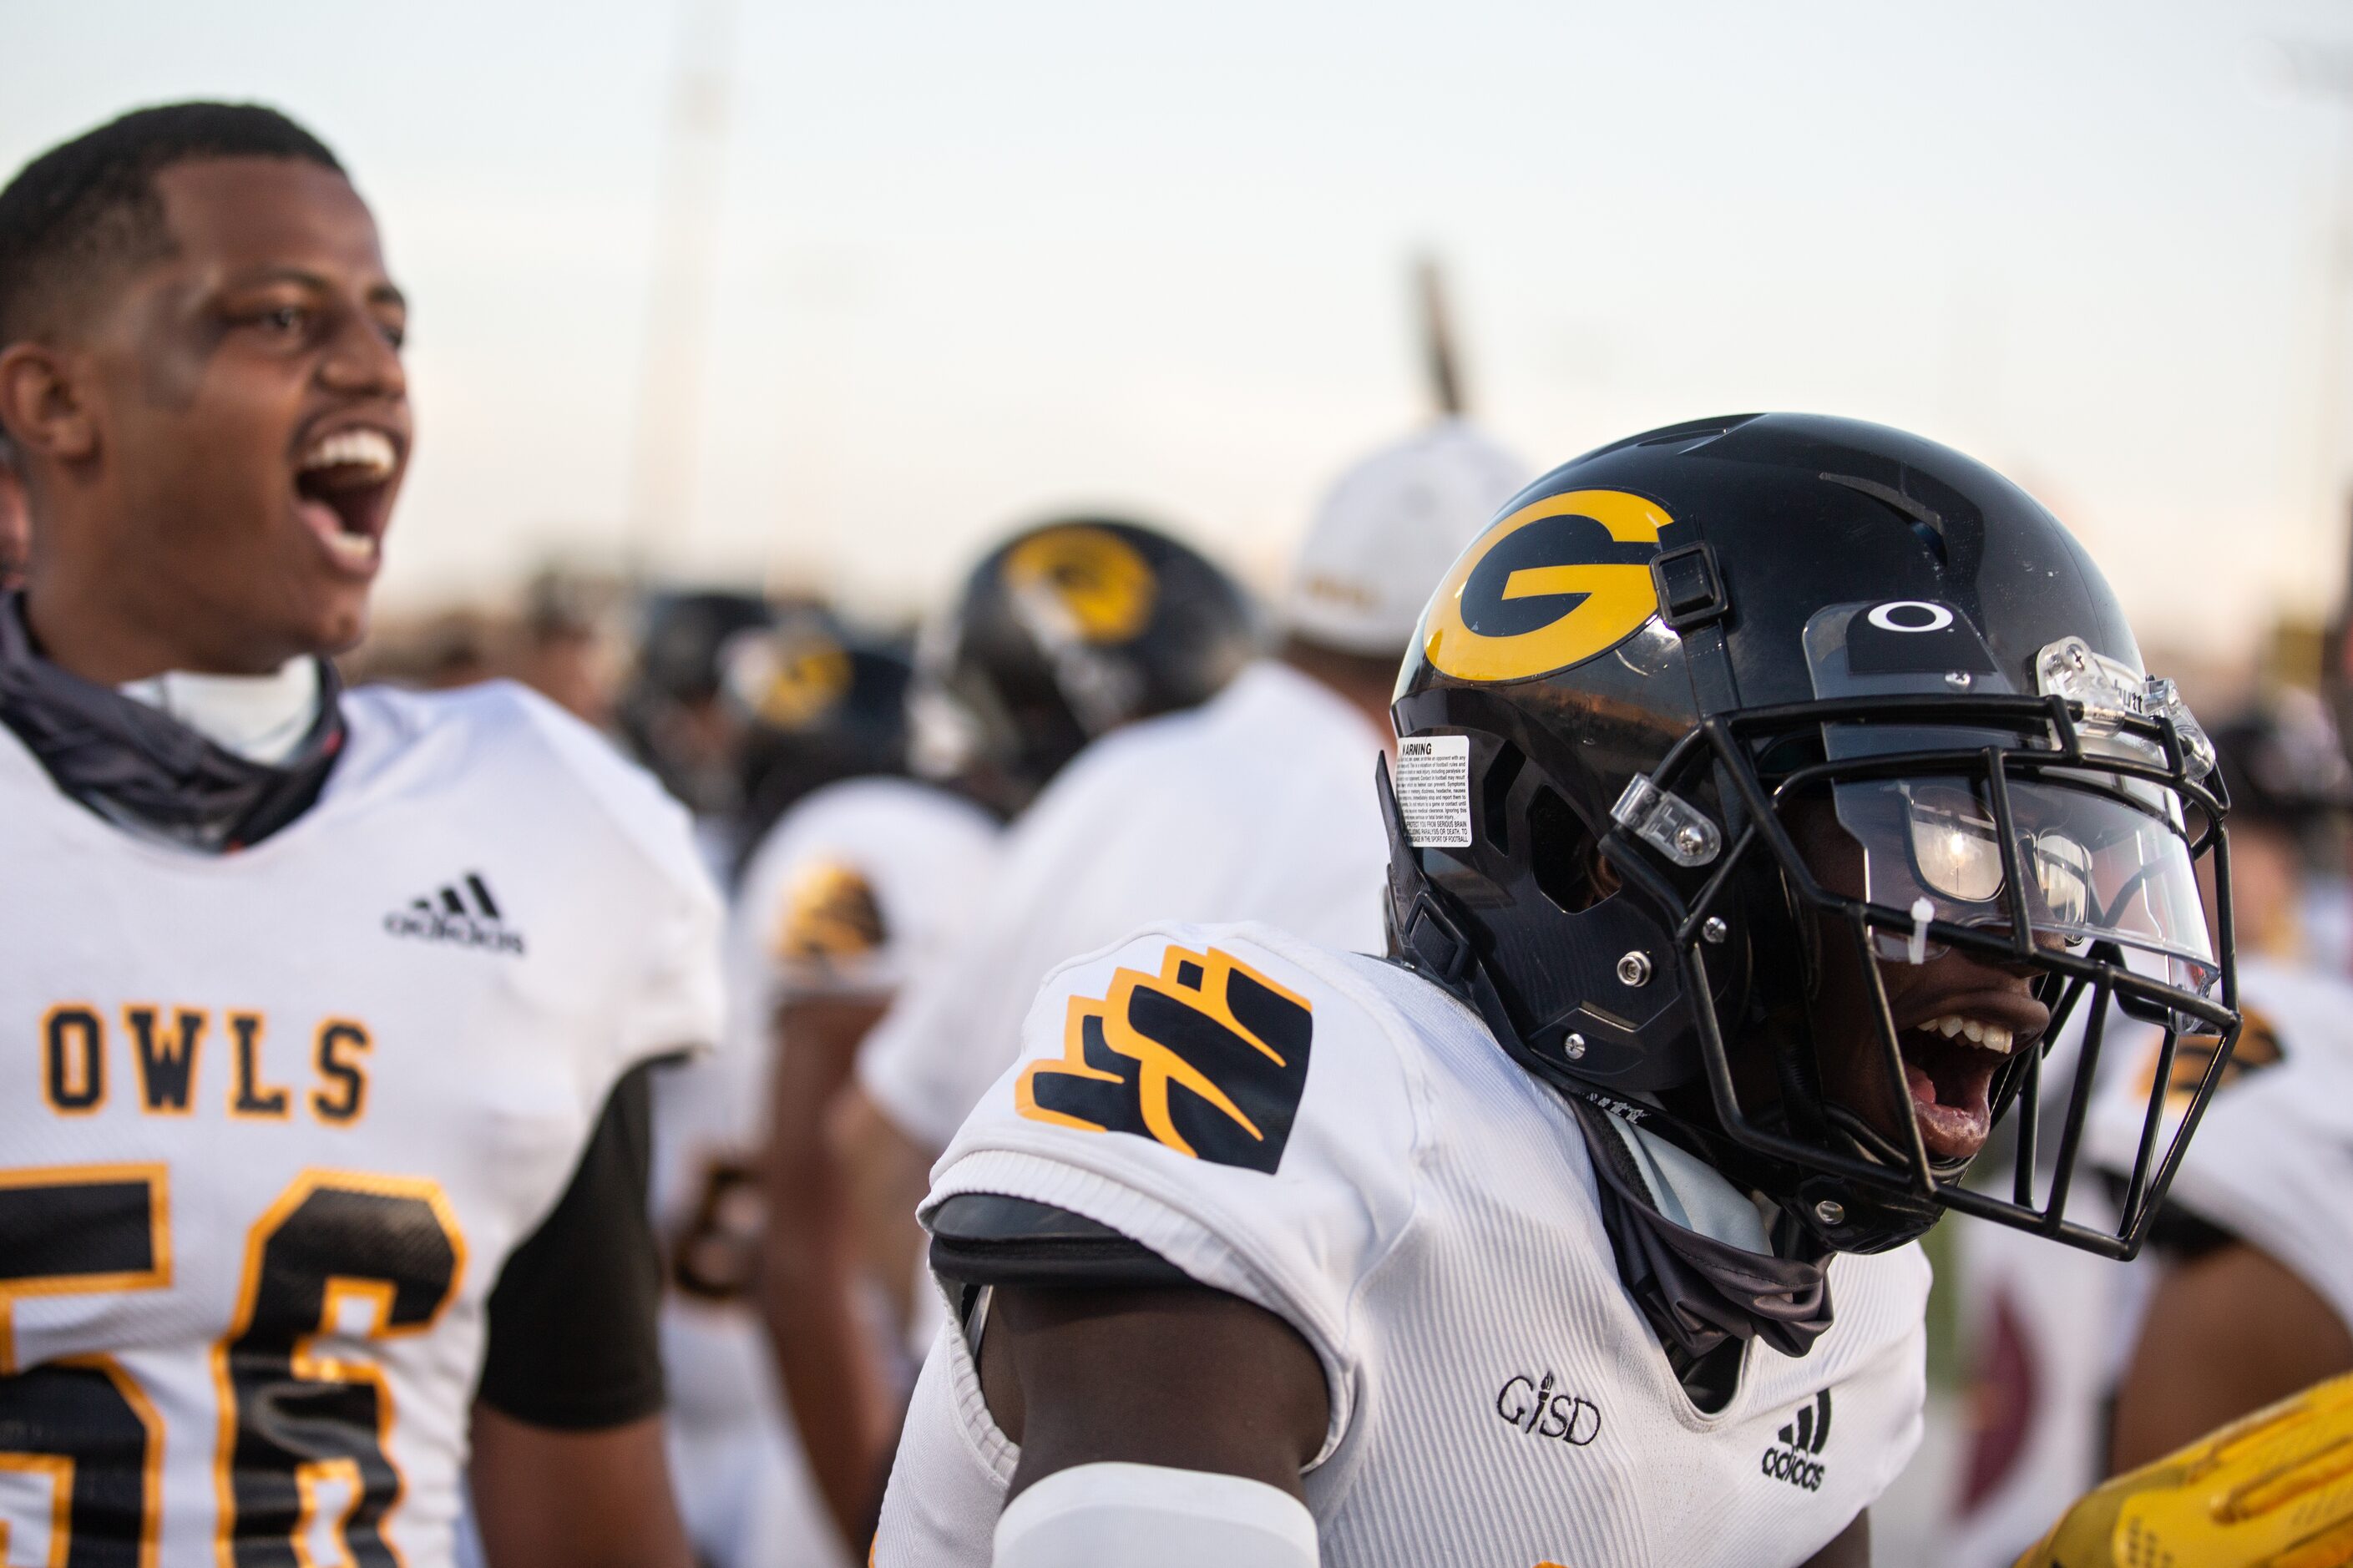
left=0, top=592, right=346, bottom=853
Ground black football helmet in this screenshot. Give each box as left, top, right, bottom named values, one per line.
left=726, top=606, right=921, bottom=855
left=617, top=589, right=777, bottom=815
left=1382, top=413, right=2239, bottom=1257
left=910, top=517, right=1256, bottom=813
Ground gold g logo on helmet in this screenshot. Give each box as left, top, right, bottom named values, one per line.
left=1422, top=489, right=1671, bottom=683
left=1001, top=525, right=1158, bottom=646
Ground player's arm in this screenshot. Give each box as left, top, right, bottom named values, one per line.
left=2109, top=1237, right=2353, bottom=1472
left=977, top=1279, right=1328, bottom=1562
left=469, top=1408, right=690, bottom=1568
left=758, top=992, right=900, bottom=1546
left=470, top=1062, right=693, bottom=1568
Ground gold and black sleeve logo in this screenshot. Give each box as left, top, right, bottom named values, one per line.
left=1016, top=945, right=1313, bottom=1173
left=772, top=860, right=888, bottom=965
left=1421, top=488, right=1672, bottom=684
left=2148, top=1004, right=2285, bottom=1110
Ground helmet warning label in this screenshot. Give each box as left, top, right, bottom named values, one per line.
left=1397, top=735, right=1473, bottom=848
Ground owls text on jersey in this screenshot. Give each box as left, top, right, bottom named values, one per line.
left=877, top=923, right=1928, bottom=1567
left=0, top=679, right=722, bottom=1567
left=652, top=777, right=999, bottom=1568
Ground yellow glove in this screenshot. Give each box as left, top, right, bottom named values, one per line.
left=2015, top=1371, right=2353, bottom=1567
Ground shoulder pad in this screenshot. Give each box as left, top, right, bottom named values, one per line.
left=928, top=1193, right=1192, bottom=1290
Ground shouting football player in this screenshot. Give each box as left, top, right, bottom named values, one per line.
left=0, top=104, right=718, bottom=1565
left=873, top=415, right=2238, bottom=1567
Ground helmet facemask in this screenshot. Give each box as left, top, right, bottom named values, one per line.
left=1580, top=608, right=2236, bottom=1257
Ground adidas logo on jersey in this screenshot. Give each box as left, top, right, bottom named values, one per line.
left=1760, top=1390, right=1832, bottom=1491
left=383, top=873, right=525, bottom=956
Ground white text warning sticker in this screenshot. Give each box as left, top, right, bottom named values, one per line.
left=1395, top=735, right=1472, bottom=848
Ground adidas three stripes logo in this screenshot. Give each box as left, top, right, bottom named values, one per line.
left=383, top=871, right=527, bottom=955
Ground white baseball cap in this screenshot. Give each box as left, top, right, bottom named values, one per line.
left=1282, top=419, right=1533, bottom=658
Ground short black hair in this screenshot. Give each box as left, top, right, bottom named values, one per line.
left=0, top=102, right=344, bottom=345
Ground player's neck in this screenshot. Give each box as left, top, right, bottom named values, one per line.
left=21, top=569, right=298, bottom=685
left=119, top=660, right=322, bottom=766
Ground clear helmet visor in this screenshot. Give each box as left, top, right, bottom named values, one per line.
left=1829, top=773, right=2217, bottom=993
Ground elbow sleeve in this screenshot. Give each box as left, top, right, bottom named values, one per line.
left=994, top=1462, right=1317, bottom=1568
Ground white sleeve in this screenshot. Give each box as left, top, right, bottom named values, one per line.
left=2089, top=969, right=2353, bottom=1333
left=994, top=1464, right=1317, bottom=1568
left=918, top=921, right=1430, bottom=1461
left=614, top=813, right=726, bottom=1068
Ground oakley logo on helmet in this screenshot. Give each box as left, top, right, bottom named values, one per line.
left=1016, top=943, right=1313, bottom=1174
left=1865, top=600, right=1953, bottom=634
left=1001, top=525, right=1158, bottom=646
left=1422, top=489, right=1672, bottom=684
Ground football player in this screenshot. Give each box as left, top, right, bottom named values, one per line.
left=762, top=521, right=1258, bottom=1545
left=850, top=422, right=1525, bottom=1216
left=874, top=414, right=2237, bottom=1567
left=0, top=104, right=718, bottom=1565
left=2086, top=701, right=2353, bottom=1468
left=650, top=609, right=997, bottom=1568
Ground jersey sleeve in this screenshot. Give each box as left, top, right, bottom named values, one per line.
left=511, top=684, right=726, bottom=1075
left=476, top=1061, right=669, bottom=1428
left=2093, top=972, right=2353, bottom=1332
left=917, top=921, right=1431, bottom=1458
left=733, top=781, right=1002, bottom=1009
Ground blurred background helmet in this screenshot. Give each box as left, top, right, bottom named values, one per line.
left=1383, top=412, right=2234, bottom=1257
left=617, top=589, right=777, bottom=817
left=909, top=516, right=1255, bottom=814
left=1281, top=419, right=1531, bottom=658
left=726, top=606, right=920, bottom=856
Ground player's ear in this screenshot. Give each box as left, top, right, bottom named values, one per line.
left=0, top=341, right=100, bottom=465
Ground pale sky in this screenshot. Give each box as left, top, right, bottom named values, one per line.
left=9, top=0, right=2353, bottom=664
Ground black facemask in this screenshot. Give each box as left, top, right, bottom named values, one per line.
left=0, top=593, right=344, bottom=852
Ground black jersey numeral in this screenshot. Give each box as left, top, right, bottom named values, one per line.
left=0, top=1166, right=171, bottom=1566
left=213, top=1173, right=464, bottom=1567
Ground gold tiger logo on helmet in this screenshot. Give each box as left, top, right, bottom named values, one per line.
left=1420, top=488, right=1672, bottom=684
left=1001, top=525, right=1157, bottom=646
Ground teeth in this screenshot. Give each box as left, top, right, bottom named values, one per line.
left=299, top=428, right=396, bottom=477
left=1917, top=1014, right=2015, bottom=1055
left=320, top=529, right=379, bottom=569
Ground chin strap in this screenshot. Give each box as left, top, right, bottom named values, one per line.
left=0, top=593, right=344, bottom=852
left=1568, top=1098, right=1834, bottom=1383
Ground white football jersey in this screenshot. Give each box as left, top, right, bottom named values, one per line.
left=2086, top=957, right=2353, bottom=1335
left=858, top=660, right=1389, bottom=1154
left=651, top=777, right=1001, bottom=1568
left=0, top=680, right=722, bottom=1568
left=877, top=923, right=1930, bottom=1567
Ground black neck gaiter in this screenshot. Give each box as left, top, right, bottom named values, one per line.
left=0, top=593, right=345, bottom=852
left=1568, top=1096, right=1835, bottom=1412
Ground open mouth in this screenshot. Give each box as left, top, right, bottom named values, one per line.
left=293, top=427, right=400, bottom=574
left=1896, top=1012, right=2025, bottom=1161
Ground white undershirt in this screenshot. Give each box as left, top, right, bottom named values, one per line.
left=117, top=659, right=321, bottom=766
